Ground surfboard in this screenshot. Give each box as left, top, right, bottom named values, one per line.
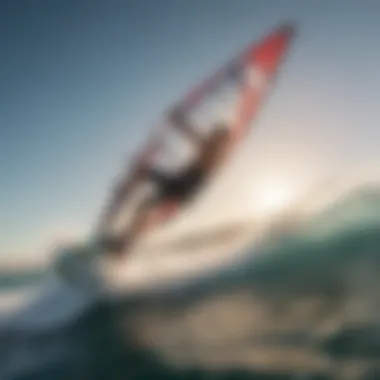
left=99, top=23, right=297, bottom=238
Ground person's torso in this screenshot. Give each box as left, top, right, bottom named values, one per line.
left=198, top=139, right=228, bottom=172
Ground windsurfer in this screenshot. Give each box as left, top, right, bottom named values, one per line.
left=98, top=106, right=231, bottom=257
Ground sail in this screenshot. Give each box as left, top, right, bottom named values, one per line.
left=137, top=24, right=296, bottom=168
left=99, top=23, right=297, bottom=234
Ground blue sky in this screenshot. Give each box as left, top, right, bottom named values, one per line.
left=1, top=0, right=380, bottom=257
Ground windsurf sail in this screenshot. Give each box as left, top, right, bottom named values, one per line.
left=177, top=23, right=296, bottom=145
left=97, top=23, right=297, bottom=238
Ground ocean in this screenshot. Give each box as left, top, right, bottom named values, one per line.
left=2, top=186, right=380, bottom=380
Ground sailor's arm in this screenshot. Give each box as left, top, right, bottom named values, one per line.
left=168, top=106, right=206, bottom=148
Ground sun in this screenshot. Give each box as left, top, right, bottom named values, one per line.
left=252, top=181, right=296, bottom=220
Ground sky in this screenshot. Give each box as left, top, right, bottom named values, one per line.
left=1, top=0, right=380, bottom=260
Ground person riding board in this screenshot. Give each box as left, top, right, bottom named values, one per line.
left=98, top=106, right=231, bottom=257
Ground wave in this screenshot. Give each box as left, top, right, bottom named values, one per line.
left=2, top=185, right=380, bottom=379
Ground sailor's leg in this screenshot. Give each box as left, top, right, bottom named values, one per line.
left=103, top=169, right=176, bottom=257
left=104, top=195, right=158, bottom=257
left=102, top=165, right=183, bottom=257
left=97, top=165, right=151, bottom=237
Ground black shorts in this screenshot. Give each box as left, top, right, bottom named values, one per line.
left=147, top=166, right=204, bottom=202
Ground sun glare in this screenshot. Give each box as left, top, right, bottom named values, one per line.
left=252, top=181, right=296, bottom=220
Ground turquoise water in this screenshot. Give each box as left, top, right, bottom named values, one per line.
left=2, top=186, right=380, bottom=380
